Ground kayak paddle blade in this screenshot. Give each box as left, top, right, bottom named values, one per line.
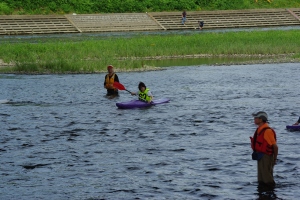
left=113, top=82, right=126, bottom=90
left=113, top=82, right=131, bottom=93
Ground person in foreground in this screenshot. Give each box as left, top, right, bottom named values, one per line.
left=250, top=111, right=278, bottom=186
left=293, top=116, right=300, bottom=125
left=104, top=65, right=119, bottom=96
left=131, top=82, right=153, bottom=103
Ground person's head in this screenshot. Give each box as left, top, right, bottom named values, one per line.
left=252, top=111, right=268, bottom=125
left=138, top=82, right=146, bottom=92
left=107, top=65, right=114, bottom=73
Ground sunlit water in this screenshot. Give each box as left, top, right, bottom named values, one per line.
left=1, top=63, right=300, bottom=200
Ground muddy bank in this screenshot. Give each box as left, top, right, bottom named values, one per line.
left=118, top=53, right=296, bottom=60
left=0, top=59, right=14, bottom=67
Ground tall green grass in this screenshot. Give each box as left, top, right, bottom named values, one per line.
left=2, top=0, right=300, bottom=15
left=0, top=29, right=300, bottom=73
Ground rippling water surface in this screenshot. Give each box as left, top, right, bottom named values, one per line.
left=1, top=63, right=300, bottom=200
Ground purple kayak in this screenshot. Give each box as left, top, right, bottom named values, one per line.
left=116, top=98, right=170, bottom=109
left=286, top=125, right=300, bottom=131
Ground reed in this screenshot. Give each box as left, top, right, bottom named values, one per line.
left=0, top=29, right=299, bottom=73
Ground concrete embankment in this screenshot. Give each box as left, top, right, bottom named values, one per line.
left=0, top=8, right=300, bottom=35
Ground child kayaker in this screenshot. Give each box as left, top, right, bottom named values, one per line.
left=131, top=82, right=153, bottom=103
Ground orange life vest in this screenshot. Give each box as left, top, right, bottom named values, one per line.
left=105, top=73, right=116, bottom=90
left=251, top=127, right=276, bottom=155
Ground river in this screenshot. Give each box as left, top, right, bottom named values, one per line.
left=0, top=63, right=299, bottom=199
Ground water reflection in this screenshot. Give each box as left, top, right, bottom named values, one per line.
left=256, top=184, right=278, bottom=200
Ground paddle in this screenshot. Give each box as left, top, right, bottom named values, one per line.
left=113, top=82, right=132, bottom=93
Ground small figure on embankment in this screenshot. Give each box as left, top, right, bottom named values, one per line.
left=198, top=21, right=204, bottom=30
left=181, top=10, right=187, bottom=25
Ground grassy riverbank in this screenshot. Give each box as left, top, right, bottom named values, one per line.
left=1, top=29, right=300, bottom=74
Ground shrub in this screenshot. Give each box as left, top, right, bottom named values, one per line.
left=0, top=2, right=12, bottom=15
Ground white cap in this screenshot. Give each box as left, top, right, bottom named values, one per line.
left=252, top=111, right=268, bottom=122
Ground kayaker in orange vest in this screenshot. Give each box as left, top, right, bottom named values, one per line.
left=250, top=111, right=278, bottom=186
left=104, top=65, right=119, bottom=96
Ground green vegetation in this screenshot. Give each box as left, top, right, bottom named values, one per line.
left=0, top=0, right=299, bottom=15
left=1, top=30, right=299, bottom=73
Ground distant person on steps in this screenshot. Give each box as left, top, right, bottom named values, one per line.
left=198, top=21, right=204, bottom=30
left=181, top=10, right=187, bottom=25
left=104, top=65, right=119, bottom=96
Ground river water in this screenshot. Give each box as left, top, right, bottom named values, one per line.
left=1, top=63, right=299, bottom=200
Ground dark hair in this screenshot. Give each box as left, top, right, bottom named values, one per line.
left=138, top=82, right=146, bottom=90
left=260, top=117, right=268, bottom=123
